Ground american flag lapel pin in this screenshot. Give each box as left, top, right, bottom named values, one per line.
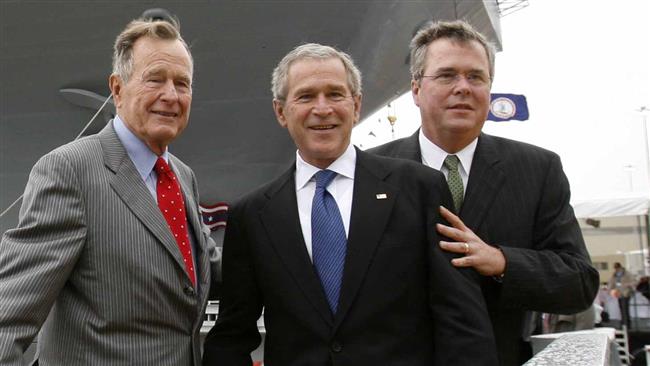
left=376, top=193, right=388, bottom=200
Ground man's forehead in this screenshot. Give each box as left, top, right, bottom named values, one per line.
left=132, top=40, right=192, bottom=75
left=427, top=38, right=487, bottom=59
left=287, top=58, right=348, bottom=89
left=133, top=37, right=191, bottom=62
left=426, top=39, right=488, bottom=65
left=140, top=63, right=193, bottom=79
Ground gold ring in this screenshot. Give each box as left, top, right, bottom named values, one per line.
left=463, top=242, right=470, bottom=254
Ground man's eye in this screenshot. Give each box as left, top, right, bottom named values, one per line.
left=436, top=73, right=456, bottom=82
left=329, top=92, right=345, bottom=101
left=297, top=94, right=312, bottom=102
left=468, top=74, right=486, bottom=82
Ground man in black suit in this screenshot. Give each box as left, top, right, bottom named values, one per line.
left=202, top=43, right=498, bottom=366
left=370, top=20, right=599, bottom=365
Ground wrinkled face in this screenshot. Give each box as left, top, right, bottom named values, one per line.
left=413, top=39, right=491, bottom=150
left=273, top=58, right=361, bottom=169
left=110, top=36, right=193, bottom=155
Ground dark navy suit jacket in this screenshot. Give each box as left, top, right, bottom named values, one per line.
left=203, top=148, right=498, bottom=366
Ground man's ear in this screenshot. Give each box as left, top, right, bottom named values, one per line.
left=109, top=74, right=123, bottom=108
left=352, top=94, right=362, bottom=125
left=411, top=78, right=421, bottom=108
left=273, top=99, right=287, bottom=128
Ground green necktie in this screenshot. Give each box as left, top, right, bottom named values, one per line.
left=443, top=155, right=464, bottom=213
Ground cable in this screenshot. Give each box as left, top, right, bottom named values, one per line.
left=0, top=94, right=113, bottom=220
left=74, top=94, right=113, bottom=140
left=0, top=196, right=23, bottom=220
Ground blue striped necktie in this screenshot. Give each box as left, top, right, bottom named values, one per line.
left=311, top=169, right=347, bottom=314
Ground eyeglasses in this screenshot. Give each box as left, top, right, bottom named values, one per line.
left=420, top=71, right=490, bottom=87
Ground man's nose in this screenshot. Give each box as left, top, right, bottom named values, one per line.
left=311, top=94, right=333, bottom=115
left=159, top=79, right=180, bottom=101
left=452, top=76, right=472, bottom=95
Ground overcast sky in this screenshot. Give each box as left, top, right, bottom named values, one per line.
left=352, top=0, right=650, bottom=205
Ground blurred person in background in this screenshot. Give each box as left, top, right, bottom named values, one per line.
left=609, top=262, right=635, bottom=328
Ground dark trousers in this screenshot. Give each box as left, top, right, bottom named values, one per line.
left=619, top=296, right=631, bottom=328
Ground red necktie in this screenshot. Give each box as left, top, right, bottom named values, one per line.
left=154, top=157, right=196, bottom=286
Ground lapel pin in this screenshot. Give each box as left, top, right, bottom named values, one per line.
left=376, top=193, right=388, bottom=200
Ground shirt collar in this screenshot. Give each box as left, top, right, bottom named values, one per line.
left=418, top=128, right=478, bottom=175
left=295, top=144, right=356, bottom=190
left=113, top=115, right=169, bottom=180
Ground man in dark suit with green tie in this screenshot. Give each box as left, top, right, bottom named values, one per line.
left=370, top=19, right=599, bottom=365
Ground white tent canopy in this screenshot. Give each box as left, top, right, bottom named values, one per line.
left=571, top=197, right=649, bottom=219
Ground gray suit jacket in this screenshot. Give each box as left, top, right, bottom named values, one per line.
left=0, top=122, right=211, bottom=366
left=370, top=131, right=599, bottom=366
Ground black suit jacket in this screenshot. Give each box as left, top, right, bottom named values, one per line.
left=370, top=131, right=599, bottom=366
left=202, top=148, right=498, bottom=366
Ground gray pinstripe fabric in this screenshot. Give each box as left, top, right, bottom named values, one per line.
left=0, top=121, right=211, bottom=366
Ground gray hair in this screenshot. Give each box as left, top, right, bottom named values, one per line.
left=112, top=18, right=193, bottom=83
left=271, top=43, right=362, bottom=100
left=410, top=19, right=496, bottom=83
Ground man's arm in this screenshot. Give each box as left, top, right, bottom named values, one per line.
left=437, top=154, right=599, bottom=313
left=202, top=205, right=262, bottom=366
left=0, top=152, right=86, bottom=364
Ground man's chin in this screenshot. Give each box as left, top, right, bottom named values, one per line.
left=145, top=128, right=182, bottom=150
left=150, top=114, right=183, bottom=125
left=445, top=119, right=480, bottom=131
left=153, top=121, right=186, bottom=136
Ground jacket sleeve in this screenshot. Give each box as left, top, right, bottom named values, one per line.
left=499, top=154, right=599, bottom=313
left=202, top=204, right=262, bottom=366
left=0, top=152, right=87, bottom=365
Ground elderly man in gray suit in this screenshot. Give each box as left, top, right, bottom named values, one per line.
left=0, top=18, right=213, bottom=365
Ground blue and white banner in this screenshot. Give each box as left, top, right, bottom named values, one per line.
left=487, top=93, right=529, bottom=122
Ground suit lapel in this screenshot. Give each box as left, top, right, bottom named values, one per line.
left=461, top=134, right=505, bottom=230
left=99, top=122, right=190, bottom=279
left=333, top=150, right=397, bottom=330
left=259, top=167, right=334, bottom=326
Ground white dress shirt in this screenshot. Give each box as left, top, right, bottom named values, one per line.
left=295, top=144, right=356, bottom=260
left=418, top=128, right=478, bottom=194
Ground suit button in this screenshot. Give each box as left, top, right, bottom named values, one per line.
left=331, top=341, right=342, bottom=353
left=183, top=286, right=195, bottom=296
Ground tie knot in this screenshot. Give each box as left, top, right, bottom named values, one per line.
left=443, top=155, right=461, bottom=171
left=314, top=169, right=337, bottom=189
left=154, top=157, right=170, bottom=175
